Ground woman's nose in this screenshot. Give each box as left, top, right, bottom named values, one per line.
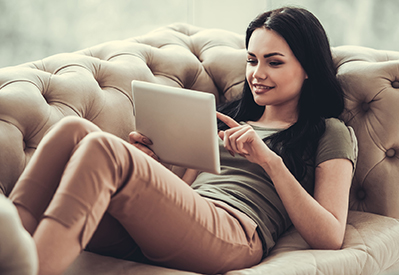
left=253, top=64, right=267, bottom=80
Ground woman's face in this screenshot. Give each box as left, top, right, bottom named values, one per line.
left=246, top=27, right=308, bottom=109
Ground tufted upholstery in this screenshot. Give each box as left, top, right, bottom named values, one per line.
left=1, top=23, right=399, bottom=275
left=333, top=46, right=399, bottom=218
left=0, top=23, right=246, bottom=196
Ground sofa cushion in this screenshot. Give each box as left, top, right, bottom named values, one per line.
left=65, top=211, right=399, bottom=275
left=227, top=211, right=399, bottom=275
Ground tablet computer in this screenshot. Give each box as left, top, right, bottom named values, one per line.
left=131, top=80, right=220, bottom=174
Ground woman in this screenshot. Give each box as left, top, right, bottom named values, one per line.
left=9, top=7, right=357, bottom=275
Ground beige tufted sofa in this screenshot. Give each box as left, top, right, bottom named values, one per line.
left=1, top=23, right=399, bottom=275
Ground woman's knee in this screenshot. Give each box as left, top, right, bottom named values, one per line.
left=56, top=116, right=100, bottom=134
left=72, top=132, right=143, bottom=187
left=72, top=132, right=124, bottom=166
left=44, top=116, right=101, bottom=142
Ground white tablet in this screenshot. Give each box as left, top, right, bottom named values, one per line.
left=131, top=80, right=220, bottom=174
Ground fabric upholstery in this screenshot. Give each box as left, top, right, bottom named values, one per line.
left=0, top=195, right=37, bottom=275
left=333, top=46, right=399, bottom=218
left=64, top=211, right=399, bottom=275
left=230, top=211, right=399, bottom=275
left=0, top=23, right=245, bottom=196
left=0, top=23, right=398, bottom=274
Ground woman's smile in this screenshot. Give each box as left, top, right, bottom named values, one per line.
left=252, top=83, right=275, bottom=94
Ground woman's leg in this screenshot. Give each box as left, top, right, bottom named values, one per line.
left=85, top=212, right=150, bottom=263
left=9, top=116, right=101, bottom=234
left=31, top=130, right=263, bottom=275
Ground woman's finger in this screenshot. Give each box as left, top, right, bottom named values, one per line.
left=216, top=112, right=240, bottom=128
left=223, top=125, right=250, bottom=156
left=222, top=128, right=237, bottom=156
left=219, top=130, right=235, bottom=156
left=218, top=130, right=225, bottom=140
left=129, top=131, right=153, bottom=145
left=236, top=132, right=252, bottom=155
left=223, top=130, right=233, bottom=156
left=228, top=126, right=251, bottom=155
left=132, top=143, right=160, bottom=161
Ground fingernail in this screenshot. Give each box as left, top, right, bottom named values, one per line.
left=142, top=137, right=152, bottom=145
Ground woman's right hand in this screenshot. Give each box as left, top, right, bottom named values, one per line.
left=128, top=131, right=160, bottom=162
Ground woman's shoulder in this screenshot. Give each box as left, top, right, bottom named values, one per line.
left=316, top=117, right=358, bottom=167
left=324, top=117, right=347, bottom=128
left=323, top=118, right=354, bottom=139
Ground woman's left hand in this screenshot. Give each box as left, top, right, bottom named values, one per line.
left=217, top=112, right=276, bottom=166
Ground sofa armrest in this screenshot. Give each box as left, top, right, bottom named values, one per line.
left=0, top=195, right=38, bottom=275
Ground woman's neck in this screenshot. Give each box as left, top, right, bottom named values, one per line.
left=249, top=106, right=298, bottom=129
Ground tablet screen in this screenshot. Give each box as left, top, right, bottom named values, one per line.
left=132, top=80, right=220, bottom=174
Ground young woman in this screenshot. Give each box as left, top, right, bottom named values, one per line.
left=9, top=6, right=357, bottom=275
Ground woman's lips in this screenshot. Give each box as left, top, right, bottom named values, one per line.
left=253, top=84, right=275, bottom=94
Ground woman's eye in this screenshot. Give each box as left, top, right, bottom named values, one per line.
left=269, top=61, right=283, bottom=66
left=246, top=59, right=257, bottom=65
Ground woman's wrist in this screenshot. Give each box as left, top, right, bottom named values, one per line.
left=259, top=152, right=284, bottom=177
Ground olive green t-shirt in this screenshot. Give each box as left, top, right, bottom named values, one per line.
left=191, top=118, right=358, bottom=257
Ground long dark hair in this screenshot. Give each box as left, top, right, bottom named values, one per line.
left=218, top=7, right=345, bottom=182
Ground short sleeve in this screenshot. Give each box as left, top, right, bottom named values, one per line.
left=315, top=118, right=358, bottom=170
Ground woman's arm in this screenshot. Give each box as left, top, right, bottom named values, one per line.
left=181, top=169, right=199, bottom=185
left=217, top=112, right=353, bottom=249
left=264, top=155, right=352, bottom=249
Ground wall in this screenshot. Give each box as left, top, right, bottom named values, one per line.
left=0, top=0, right=398, bottom=68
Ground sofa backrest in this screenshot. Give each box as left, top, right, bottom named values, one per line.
left=0, top=23, right=245, bottom=196
left=333, top=46, right=399, bottom=218
left=0, top=23, right=398, bottom=220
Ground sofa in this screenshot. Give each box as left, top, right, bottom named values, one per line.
left=1, top=23, right=399, bottom=275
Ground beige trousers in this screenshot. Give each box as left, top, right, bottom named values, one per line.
left=10, top=117, right=262, bottom=274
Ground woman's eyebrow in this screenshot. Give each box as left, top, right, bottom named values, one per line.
left=247, top=51, right=285, bottom=58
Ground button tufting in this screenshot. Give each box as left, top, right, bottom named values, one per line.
left=392, top=81, right=399, bottom=88
left=357, top=189, right=366, bottom=200
left=386, top=148, right=396, bottom=158
left=361, top=102, right=370, bottom=112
